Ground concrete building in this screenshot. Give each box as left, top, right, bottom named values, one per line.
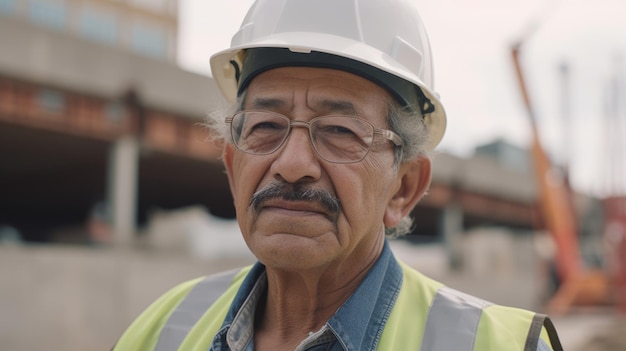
left=0, top=4, right=232, bottom=246
left=0, top=1, right=552, bottom=249
left=2, top=7, right=615, bottom=350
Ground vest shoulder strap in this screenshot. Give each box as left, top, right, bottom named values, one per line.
left=524, top=313, right=563, bottom=351
left=154, top=268, right=241, bottom=351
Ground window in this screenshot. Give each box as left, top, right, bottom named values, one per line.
left=130, top=22, right=167, bottom=59
left=78, top=6, right=118, bottom=44
left=105, top=101, right=125, bottom=124
left=131, top=0, right=170, bottom=13
left=37, top=88, right=65, bottom=114
left=0, top=0, right=17, bottom=15
left=28, top=0, right=67, bottom=29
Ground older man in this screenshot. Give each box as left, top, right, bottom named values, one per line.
left=114, top=0, right=563, bottom=350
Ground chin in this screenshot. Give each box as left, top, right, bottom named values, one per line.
left=251, top=234, right=340, bottom=270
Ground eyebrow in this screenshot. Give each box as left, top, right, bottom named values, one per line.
left=317, top=99, right=358, bottom=115
left=247, top=97, right=285, bottom=110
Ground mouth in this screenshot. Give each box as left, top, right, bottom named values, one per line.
left=260, top=199, right=331, bottom=218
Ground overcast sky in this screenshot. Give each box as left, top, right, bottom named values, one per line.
left=177, top=0, right=626, bottom=195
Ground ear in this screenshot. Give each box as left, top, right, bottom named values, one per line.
left=222, top=143, right=237, bottom=197
left=383, top=156, right=432, bottom=228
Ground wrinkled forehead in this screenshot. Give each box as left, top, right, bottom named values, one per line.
left=243, top=66, right=393, bottom=118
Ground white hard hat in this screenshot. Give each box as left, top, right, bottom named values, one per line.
left=210, top=0, right=446, bottom=150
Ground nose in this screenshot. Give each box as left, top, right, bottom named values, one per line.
left=270, top=124, right=322, bottom=184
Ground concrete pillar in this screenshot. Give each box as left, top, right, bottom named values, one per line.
left=107, top=136, right=139, bottom=247
left=441, top=203, right=464, bottom=270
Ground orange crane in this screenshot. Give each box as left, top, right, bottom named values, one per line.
left=511, top=44, right=611, bottom=314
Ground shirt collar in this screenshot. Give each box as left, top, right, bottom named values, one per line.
left=215, top=240, right=403, bottom=351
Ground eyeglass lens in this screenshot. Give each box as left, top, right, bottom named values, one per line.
left=230, top=111, right=376, bottom=163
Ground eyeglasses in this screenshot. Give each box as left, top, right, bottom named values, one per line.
left=226, top=110, right=404, bottom=164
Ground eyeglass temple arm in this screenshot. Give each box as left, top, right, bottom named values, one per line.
left=378, top=129, right=404, bottom=147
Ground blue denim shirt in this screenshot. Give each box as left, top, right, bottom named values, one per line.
left=209, top=241, right=403, bottom=351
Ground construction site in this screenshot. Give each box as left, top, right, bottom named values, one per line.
left=1, top=0, right=625, bottom=350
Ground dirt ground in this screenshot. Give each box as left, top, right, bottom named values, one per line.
left=573, top=318, right=626, bottom=351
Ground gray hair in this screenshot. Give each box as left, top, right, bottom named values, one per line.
left=204, top=95, right=432, bottom=238
left=383, top=102, right=431, bottom=238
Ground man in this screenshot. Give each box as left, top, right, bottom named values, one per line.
left=114, top=0, right=563, bottom=350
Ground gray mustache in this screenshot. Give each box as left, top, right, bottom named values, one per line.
left=249, top=182, right=342, bottom=217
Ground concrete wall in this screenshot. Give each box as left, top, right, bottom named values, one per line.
left=391, top=230, right=549, bottom=311
left=0, top=245, right=254, bottom=351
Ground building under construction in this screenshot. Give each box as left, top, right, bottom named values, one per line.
left=0, top=0, right=232, bottom=246
left=1, top=1, right=624, bottom=350
left=0, top=0, right=602, bottom=249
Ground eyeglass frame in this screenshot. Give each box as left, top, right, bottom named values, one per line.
left=225, top=110, right=404, bottom=164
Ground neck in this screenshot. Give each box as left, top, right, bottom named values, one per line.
left=253, top=241, right=384, bottom=350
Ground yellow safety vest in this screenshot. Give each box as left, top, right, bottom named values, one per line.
left=114, top=263, right=562, bottom=350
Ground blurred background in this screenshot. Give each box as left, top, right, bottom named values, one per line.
left=0, top=0, right=625, bottom=350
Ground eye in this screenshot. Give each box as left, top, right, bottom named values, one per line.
left=242, top=118, right=287, bottom=138
left=318, top=124, right=357, bottom=136
left=251, top=121, right=283, bottom=130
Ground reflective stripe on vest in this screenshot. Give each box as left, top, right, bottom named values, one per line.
left=419, top=286, right=563, bottom=351
left=420, top=287, right=492, bottom=351
left=154, top=268, right=240, bottom=351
